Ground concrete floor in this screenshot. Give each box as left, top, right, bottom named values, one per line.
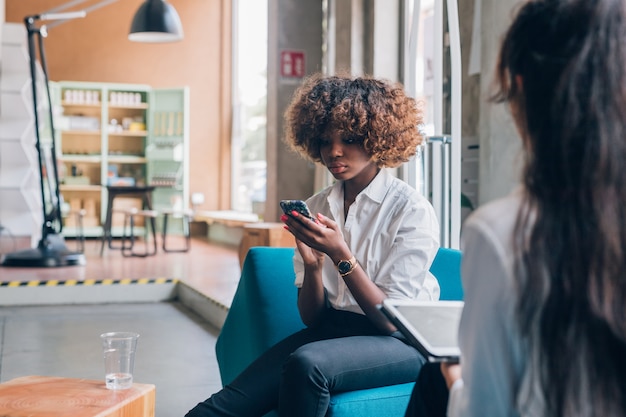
left=0, top=302, right=223, bottom=417
left=0, top=237, right=242, bottom=310
left=0, top=237, right=243, bottom=416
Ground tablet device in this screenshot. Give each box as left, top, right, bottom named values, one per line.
left=380, top=299, right=463, bottom=363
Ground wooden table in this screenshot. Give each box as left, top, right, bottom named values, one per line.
left=0, top=375, right=155, bottom=417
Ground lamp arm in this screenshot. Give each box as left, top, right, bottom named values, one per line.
left=40, top=11, right=87, bottom=22
left=45, top=0, right=120, bottom=29
left=44, top=0, right=91, bottom=14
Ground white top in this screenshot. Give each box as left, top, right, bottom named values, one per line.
left=293, top=169, right=441, bottom=315
left=448, top=189, right=545, bottom=417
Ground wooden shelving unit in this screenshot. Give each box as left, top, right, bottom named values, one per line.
left=52, top=82, right=189, bottom=237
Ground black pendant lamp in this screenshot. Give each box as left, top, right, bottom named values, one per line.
left=129, top=0, right=184, bottom=43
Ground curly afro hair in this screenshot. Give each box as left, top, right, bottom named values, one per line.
left=283, top=73, right=424, bottom=168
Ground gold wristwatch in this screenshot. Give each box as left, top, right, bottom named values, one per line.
left=337, top=255, right=357, bottom=277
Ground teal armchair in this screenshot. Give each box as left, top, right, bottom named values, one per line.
left=215, top=246, right=462, bottom=417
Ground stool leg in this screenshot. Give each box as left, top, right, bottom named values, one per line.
left=162, top=213, right=191, bottom=253
left=149, top=216, right=157, bottom=256
left=121, top=213, right=136, bottom=257
left=183, top=214, right=191, bottom=251
left=161, top=213, right=169, bottom=252
left=120, top=213, right=128, bottom=256
left=76, top=212, right=85, bottom=253
left=99, top=232, right=107, bottom=256
left=128, top=215, right=157, bottom=257
left=121, top=213, right=130, bottom=257
left=129, top=214, right=144, bottom=257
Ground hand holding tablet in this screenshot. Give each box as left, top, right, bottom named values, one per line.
left=380, top=299, right=463, bottom=363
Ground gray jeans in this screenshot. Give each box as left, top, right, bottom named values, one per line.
left=185, top=308, right=425, bottom=417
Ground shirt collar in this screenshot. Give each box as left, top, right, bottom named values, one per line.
left=328, top=168, right=391, bottom=205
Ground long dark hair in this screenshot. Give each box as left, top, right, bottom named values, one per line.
left=494, top=0, right=626, bottom=415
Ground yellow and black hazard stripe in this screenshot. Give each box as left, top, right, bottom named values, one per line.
left=0, top=278, right=179, bottom=288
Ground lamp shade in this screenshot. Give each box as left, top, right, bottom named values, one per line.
left=128, top=0, right=183, bottom=43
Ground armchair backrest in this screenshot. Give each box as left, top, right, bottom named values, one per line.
left=430, top=247, right=463, bottom=301
left=215, top=247, right=302, bottom=386
left=216, top=246, right=463, bottom=386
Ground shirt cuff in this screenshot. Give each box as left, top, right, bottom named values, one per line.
left=447, top=378, right=464, bottom=417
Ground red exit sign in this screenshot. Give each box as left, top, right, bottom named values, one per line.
left=280, top=50, right=306, bottom=78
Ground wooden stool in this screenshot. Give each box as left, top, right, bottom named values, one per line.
left=0, top=375, right=155, bottom=417
left=161, top=208, right=194, bottom=253
left=119, top=208, right=158, bottom=257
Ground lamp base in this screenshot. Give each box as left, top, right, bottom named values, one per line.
left=1, top=234, right=85, bottom=267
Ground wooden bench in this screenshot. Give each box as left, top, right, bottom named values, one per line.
left=0, top=375, right=155, bottom=417
left=193, top=212, right=295, bottom=266
left=194, top=210, right=260, bottom=247
left=193, top=210, right=260, bottom=228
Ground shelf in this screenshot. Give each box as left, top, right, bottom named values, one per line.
left=60, top=184, right=102, bottom=192
left=150, top=182, right=179, bottom=188
left=61, top=130, right=101, bottom=136
left=146, top=144, right=184, bottom=161
left=109, top=103, right=149, bottom=110
left=61, top=101, right=101, bottom=108
left=107, top=155, right=148, bottom=164
left=52, top=82, right=189, bottom=236
left=153, top=135, right=184, bottom=141
left=109, top=131, right=148, bottom=137
left=61, top=155, right=102, bottom=163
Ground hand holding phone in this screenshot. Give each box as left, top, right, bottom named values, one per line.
left=280, top=200, right=315, bottom=221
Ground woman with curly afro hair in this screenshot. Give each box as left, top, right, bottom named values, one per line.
left=186, top=74, right=440, bottom=417
left=284, top=74, right=424, bottom=169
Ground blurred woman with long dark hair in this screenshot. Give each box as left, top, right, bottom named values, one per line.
left=407, top=1, right=626, bottom=416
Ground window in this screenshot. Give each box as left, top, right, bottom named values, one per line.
left=231, top=0, right=268, bottom=215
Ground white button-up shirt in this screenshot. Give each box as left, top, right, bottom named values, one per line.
left=293, top=169, right=441, bottom=315
left=448, top=189, right=544, bottom=417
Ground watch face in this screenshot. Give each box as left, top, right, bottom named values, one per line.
left=338, top=260, right=352, bottom=274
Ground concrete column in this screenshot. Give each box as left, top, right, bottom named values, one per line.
left=329, top=0, right=365, bottom=76
left=477, top=0, right=523, bottom=204
left=367, top=0, right=401, bottom=81
left=266, top=0, right=323, bottom=222
left=328, top=0, right=401, bottom=80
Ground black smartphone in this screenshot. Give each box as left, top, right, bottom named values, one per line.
left=280, top=200, right=315, bottom=221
